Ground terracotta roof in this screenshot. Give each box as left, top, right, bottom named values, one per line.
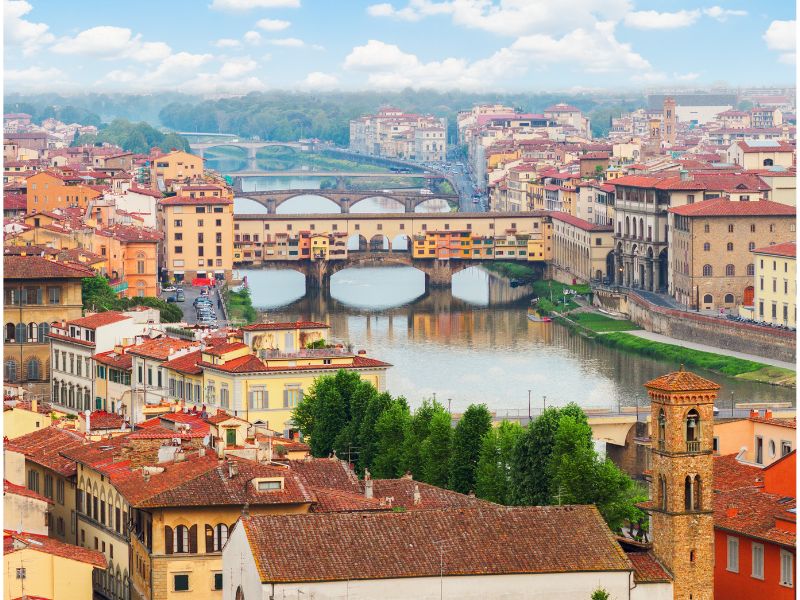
left=364, top=479, right=495, bottom=511
left=47, top=331, right=95, bottom=348
left=241, top=321, right=330, bottom=332
left=713, top=455, right=796, bottom=548
left=4, top=531, right=107, bottom=568
left=748, top=415, right=797, bottom=429
left=4, top=479, right=53, bottom=504
left=309, top=486, right=387, bottom=512
left=93, top=349, right=133, bottom=370
left=644, top=368, right=721, bottom=392
left=736, top=140, right=794, bottom=153
left=204, top=409, right=249, bottom=425
left=627, top=552, right=672, bottom=583
left=203, top=341, right=249, bottom=356
left=3, top=256, right=93, bottom=279
left=287, top=458, right=360, bottom=493
left=549, top=211, right=613, bottom=232
left=752, top=241, right=796, bottom=258
left=141, top=411, right=211, bottom=435
left=129, top=186, right=163, bottom=198
left=98, top=224, right=162, bottom=243
left=135, top=458, right=315, bottom=508
left=201, top=354, right=391, bottom=374
left=79, top=410, right=126, bottom=430
left=669, top=198, right=795, bottom=217
left=241, top=505, right=631, bottom=583
left=68, top=311, right=130, bottom=330
left=127, top=337, right=198, bottom=361
left=544, top=103, right=581, bottom=113
left=5, top=427, right=85, bottom=476
left=161, top=350, right=203, bottom=375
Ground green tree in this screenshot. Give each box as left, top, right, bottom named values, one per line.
left=401, top=398, right=445, bottom=478
left=357, top=390, right=394, bottom=472
left=371, top=399, right=411, bottom=478
left=591, top=588, right=611, bottom=600
left=81, top=275, right=118, bottom=311
left=475, top=420, right=524, bottom=504
left=449, top=403, right=493, bottom=494
left=420, top=410, right=452, bottom=487
left=510, top=403, right=588, bottom=505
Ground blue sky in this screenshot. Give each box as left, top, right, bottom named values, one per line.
left=4, top=0, right=796, bottom=94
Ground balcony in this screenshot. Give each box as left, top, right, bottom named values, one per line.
left=686, top=440, right=701, bottom=453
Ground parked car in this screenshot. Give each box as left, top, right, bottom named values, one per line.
left=176, top=290, right=185, bottom=302
left=162, top=285, right=176, bottom=293
left=167, top=296, right=177, bottom=303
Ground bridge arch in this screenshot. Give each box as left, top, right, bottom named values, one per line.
left=347, top=234, right=367, bottom=252
left=414, top=197, right=453, bottom=213
left=391, top=234, right=410, bottom=252
left=369, top=234, right=390, bottom=252
left=349, top=195, right=406, bottom=213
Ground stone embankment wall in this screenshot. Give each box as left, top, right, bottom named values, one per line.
left=594, top=288, right=796, bottom=363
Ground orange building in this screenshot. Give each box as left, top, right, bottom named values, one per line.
left=412, top=230, right=471, bottom=260
left=713, top=451, right=795, bottom=599
left=26, top=170, right=103, bottom=213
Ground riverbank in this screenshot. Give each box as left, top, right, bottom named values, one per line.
left=595, top=331, right=795, bottom=388
left=224, top=287, right=258, bottom=324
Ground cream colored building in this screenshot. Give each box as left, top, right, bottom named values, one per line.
left=714, top=410, right=795, bottom=466
left=550, top=212, right=615, bottom=283
left=726, top=140, right=795, bottom=169
left=751, top=241, right=796, bottom=325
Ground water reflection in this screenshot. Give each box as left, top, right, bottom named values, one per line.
left=239, top=267, right=796, bottom=412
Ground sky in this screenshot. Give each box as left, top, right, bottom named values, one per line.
left=4, top=0, right=797, bottom=95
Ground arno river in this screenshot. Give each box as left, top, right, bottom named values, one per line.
left=226, top=171, right=795, bottom=414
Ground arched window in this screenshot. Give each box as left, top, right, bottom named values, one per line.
left=632, top=219, right=637, bottom=238
left=625, top=217, right=630, bottom=236
left=658, top=409, right=666, bottom=449
left=703, top=242, right=710, bottom=251
left=724, top=293, right=735, bottom=304
left=27, top=322, right=38, bottom=342
left=686, top=409, right=700, bottom=452
left=727, top=242, right=734, bottom=251
left=725, top=264, right=735, bottom=276
left=53, top=380, right=60, bottom=404
left=746, top=264, right=755, bottom=276
left=702, top=264, right=713, bottom=276
left=4, top=359, right=18, bottom=382
left=763, top=158, right=774, bottom=166
left=639, top=218, right=644, bottom=239
left=85, top=389, right=92, bottom=411
left=213, top=523, right=228, bottom=551
left=136, top=252, right=146, bottom=275
left=617, top=221, right=622, bottom=235
left=5, top=323, right=15, bottom=343
left=235, top=586, right=245, bottom=600
left=38, top=322, right=50, bottom=343
left=26, top=358, right=41, bottom=380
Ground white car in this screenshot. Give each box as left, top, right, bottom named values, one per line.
left=162, top=285, right=176, bottom=293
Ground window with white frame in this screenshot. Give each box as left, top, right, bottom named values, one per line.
left=727, top=536, right=739, bottom=572
left=752, top=543, right=764, bottom=579
left=249, top=386, right=267, bottom=409
left=780, top=549, right=793, bottom=587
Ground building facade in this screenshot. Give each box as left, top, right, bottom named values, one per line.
left=751, top=241, right=796, bottom=325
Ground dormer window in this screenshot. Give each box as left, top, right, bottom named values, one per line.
left=254, top=478, right=283, bottom=492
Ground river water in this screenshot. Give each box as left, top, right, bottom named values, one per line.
left=219, top=161, right=795, bottom=414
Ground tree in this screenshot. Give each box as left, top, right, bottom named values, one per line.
left=371, top=399, right=411, bottom=478
left=81, top=275, right=118, bottom=311
left=449, top=403, right=493, bottom=494
left=475, top=420, right=524, bottom=504
left=420, top=410, right=452, bottom=487
left=591, top=588, right=611, bottom=600
left=402, top=398, right=445, bottom=479
left=510, top=403, right=588, bottom=505
left=357, top=390, right=394, bottom=473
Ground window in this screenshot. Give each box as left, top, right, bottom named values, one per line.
left=249, top=387, right=267, bottom=409
left=727, top=242, right=734, bottom=251
left=48, top=286, right=61, bottom=304
left=174, top=220, right=182, bottom=227
left=284, top=386, right=303, bottom=408
left=44, top=474, right=53, bottom=499
left=725, top=264, right=735, bottom=276
left=213, top=573, right=223, bottom=591
left=174, top=574, right=190, bottom=592
left=703, top=242, right=710, bottom=251
left=750, top=543, right=765, bottom=579
left=220, top=383, right=229, bottom=409
left=27, top=470, right=39, bottom=493
left=755, top=436, right=764, bottom=464
left=704, top=223, right=710, bottom=233
left=727, top=536, right=739, bottom=572
left=750, top=224, right=756, bottom=233
left=782, top=441, right=793, bottom=456
left=702, top=264, right=713, bottom=277
left=747, top=264, right=755, bottom=276
left=16, top=568, right=26, bottom=579
left=724, top=293, right=734, bottom=304
left=175, top=246, right=183, bottom=254
left=257, top=480, right=283, bottom=491
left=780, top=549, right=793, bottom=587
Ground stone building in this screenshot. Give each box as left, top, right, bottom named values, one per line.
left=668, top=198, right=795, bottom=310
left=644, top=368, right=718, bottom=600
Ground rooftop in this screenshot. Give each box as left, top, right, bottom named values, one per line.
left=4, top=531, right=107, bottom=569
left=752, top=241, right=796, bottom=258
left=68, top=311, right=131, bottom=330
left=5, top=427, right=85, bottom=477
left=3, top=256, right=93, bottom=280
left=241, top=321, right=330, bottom=332
left=644, top=368, right=721, bottom=392
left=669, top=198, right=795, bottom=218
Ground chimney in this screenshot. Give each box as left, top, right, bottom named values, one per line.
left=85, top=409, right=91, bottom=436
left=413, top=484, right=421, bottom=506
left=679, top=169, right=690, bottom=181
left=227, top=460, right=238, bottom=479
left=764, top=409, right=773, bottom=420
left=143, top=470, right=151, bottom=483
left=365, top=479, right=373, bottom=499
left=30, top=396, right=37, bottom=414
left=402, top=471, right=413, bottom=480
left=726, top=506, right=738, bottom=518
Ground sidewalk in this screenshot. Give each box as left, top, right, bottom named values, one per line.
left=625, top=330, right=796, bottom=371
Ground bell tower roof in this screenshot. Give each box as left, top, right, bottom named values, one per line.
left=644, top=367, right=720, bottom=393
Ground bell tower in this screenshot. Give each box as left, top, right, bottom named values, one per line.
left=662, top=97, right=677, bottom=146
left=645, top=367, right=718, bottom=600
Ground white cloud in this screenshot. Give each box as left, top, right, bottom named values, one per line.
left=301, top=71, right=339, bottom=89
left=763, top=20, right=796, bottom=64
left=214, top=38, right=242, bottom=48
left=51, top=26, right=171, bottom=61
left=624, top=9, right=700, bottom=30
left=269, top=37, right=305, bottom=47
left=5, top=0, right=54, bottom=55
left=244, top=31, right=262, bottom=45
left=257, top=18, right=291, bottom=31
left=367, top=0, right=632, bottom=37
left=703, top=6, right=747, bottom=22
left=5, top=66, right=71, bottom=91
left=150, top=52, right=214, bottom=81
left=220, top=56, right=258, bottom=77
left=209, top=0, right=299, bottom=10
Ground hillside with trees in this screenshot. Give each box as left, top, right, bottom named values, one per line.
left=73, top=119, right=190, bottom=154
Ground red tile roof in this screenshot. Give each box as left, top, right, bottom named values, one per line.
left=160, top=350, right=203, bottom=375
left=752, top=241, right=796, bottom=258
left=736, top=140, right=795, bottom=153
left=364, top=479, right=495, bottom=511
left=287, top=458, right=360, bottom=493
left=669, top=198, right=795, bottom=217
left=644, top=368, right=721, bottom=392
left=241, top=505, right=631, bottom=583
left=627, top=552, right=672, bottom=583
left=713, top=455, right=796, bottom=548
left=68, top=311, right=130, bottom=330
left=241, top=321, right=330, bottom=332
left=93, top=349, right=133, bottom=370
left=4, top=531, right=106, bottom=568
left=5, top=427, right=85, bottom=476
left=203, top=341, right=248, bottom=356
left=204, top=409, right=249, bottom=425
left=309, top=486, right=387, bottom=512
left=748, top=415, right=797, bottom=429
left=4, top=479, right=53, bottom=504
left=549, top=211, right=613, bottom=232
left=159, top=196, right=232, bottom=206
left=127, top=337, right=198, bottom=361
left=79, top=410, right=126, bottom=430
left=200, top=354, right=391, bottom=374
left=3, top=256, right=93, bottom=279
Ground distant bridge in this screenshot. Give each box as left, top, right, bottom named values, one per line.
left=188, top=140, right=307, bottom=170
left=234, top=184, right=459, bottom=214
left=230, top=170, right=437, bottom=179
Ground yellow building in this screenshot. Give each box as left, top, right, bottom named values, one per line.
left=4, top=255, right=91, bottom=395
left=2, top=395, right=53, bottom=439
left=150, top=151, right=204, bottom=188
left=5, top=426, right=86, bottom=545
left=310, top=233, right=330, bottom=260
left=550, top=212, right=615, bottom=282
left=3, top=530, right=107, bottom=600
left=752, top=241, right=796, bottom=326
left=26, top=170, right=102, bottom=213
left=159, top=195, right=235, bottom=282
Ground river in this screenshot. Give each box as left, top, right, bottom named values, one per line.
left=236, top=266, right=795, bottom=415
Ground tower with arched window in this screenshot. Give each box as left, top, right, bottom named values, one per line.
left=645, top=366, right=718, bottom=600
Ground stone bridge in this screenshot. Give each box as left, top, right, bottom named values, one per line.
left=189, top=140, right=306, bottom=170
left=257, top=254, right=499, bottom=289
left=234, top=186, right=459, bottom=214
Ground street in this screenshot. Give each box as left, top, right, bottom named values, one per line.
left=161, top=284, right=226, bottom=326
